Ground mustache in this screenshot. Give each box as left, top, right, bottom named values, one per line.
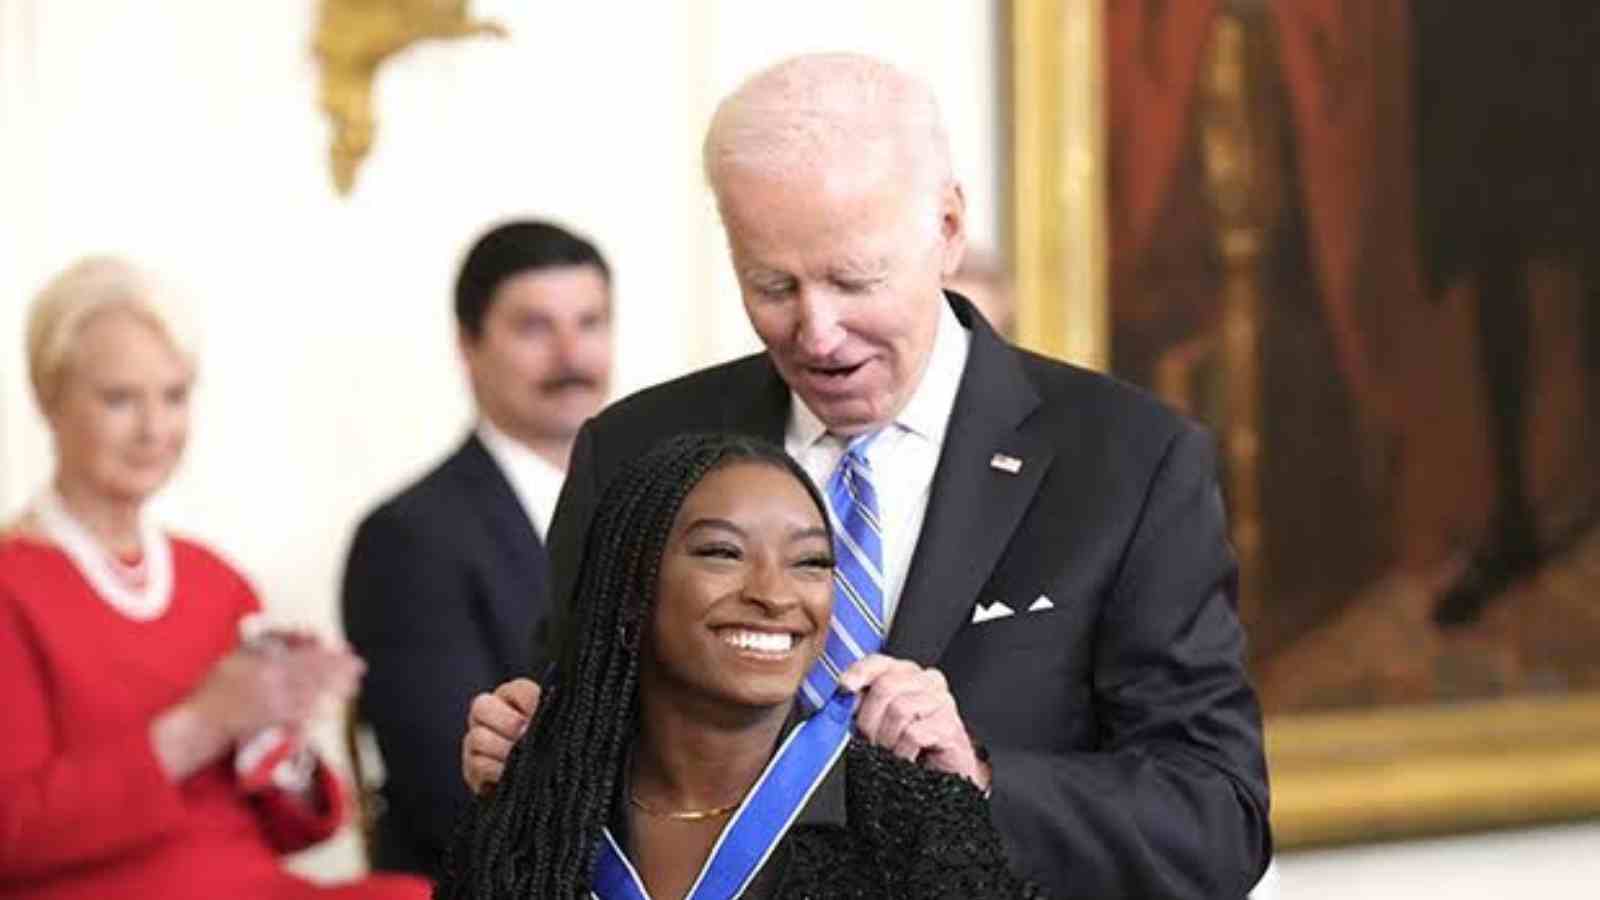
left=538, top=372, right=602, bottom=395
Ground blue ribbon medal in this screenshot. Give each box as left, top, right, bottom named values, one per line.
left=590, top=690, right=856, bottom=900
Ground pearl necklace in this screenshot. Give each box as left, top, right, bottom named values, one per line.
left=33, top=488, right=173, bottom=621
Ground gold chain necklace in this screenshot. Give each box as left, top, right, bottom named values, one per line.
left=628, top=794, right=741, bottom=822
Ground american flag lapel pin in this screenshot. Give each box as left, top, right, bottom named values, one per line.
left=989, top=452, right=1023, bottom=474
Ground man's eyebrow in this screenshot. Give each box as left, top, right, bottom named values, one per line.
left=741, top=267, right=792, bottom=282
left=832, top=257, right=888, bottom=278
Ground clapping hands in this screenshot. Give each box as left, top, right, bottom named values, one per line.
left=153, top=629, right=364, bottom=780
left=193, top=630, right=364, bottom=741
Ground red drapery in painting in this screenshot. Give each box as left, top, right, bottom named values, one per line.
left=1106, top=0, right=1219, bottom=283
left=1269, top=0, right=1416, bottom=428
left=1107, top=0, right=1416, bottom=431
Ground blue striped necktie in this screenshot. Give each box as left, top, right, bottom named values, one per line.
left=801, top=431, right=886, bottom=712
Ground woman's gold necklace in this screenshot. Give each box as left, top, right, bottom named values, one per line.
left=629, top=794, right=741, bottom=822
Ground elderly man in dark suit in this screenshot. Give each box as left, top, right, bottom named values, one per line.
left=342, top=221, right=613, bottom=879
left=461, top=55, right=1270, bottom=899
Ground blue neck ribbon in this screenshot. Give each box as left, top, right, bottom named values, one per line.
left=590, top=690, right=856, bottom=900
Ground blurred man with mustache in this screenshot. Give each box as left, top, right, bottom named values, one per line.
left=341, top=220, right=613, bottom=879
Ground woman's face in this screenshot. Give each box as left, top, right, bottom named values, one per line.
left=47, top=309, right=192, bottom=506
left=645, top=460, right=834, bottom=715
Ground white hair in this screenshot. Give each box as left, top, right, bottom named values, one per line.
left=26, top=256, right=197, bottom=411
left=703, top=53, right=954, bottom=224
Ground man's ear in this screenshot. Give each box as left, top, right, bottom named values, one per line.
left=939, top=181, right=968, bottom=279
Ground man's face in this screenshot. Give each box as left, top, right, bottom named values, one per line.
left=719, top=157, right=965, bottom=436
left=460, top=264, right=612, bottom=446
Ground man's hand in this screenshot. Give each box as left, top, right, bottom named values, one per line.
left=839, top=654, right=990, bottom=791
left=461, top=677, right=540, bottom=796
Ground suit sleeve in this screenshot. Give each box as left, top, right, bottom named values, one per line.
left=986, top=425, right=1272, bottom=900
left=342, top=509, right=495, bottom=863
left=529, top=419, right=602, bottom=675
left=0, top=584, right=189, bottom=880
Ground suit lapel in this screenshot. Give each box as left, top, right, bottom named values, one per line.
left=726, top=354, right=791, bottom=444
left=451, top=435, right=549, bottom=673
left=885, top=299, right=1053, bottom=666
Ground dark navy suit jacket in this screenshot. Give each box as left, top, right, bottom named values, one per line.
left=343, top=435, right=549, bottom=879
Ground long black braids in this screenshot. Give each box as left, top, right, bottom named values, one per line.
left=436, top=432, right=832, bottom=899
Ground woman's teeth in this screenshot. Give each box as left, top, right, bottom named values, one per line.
left=720, top=629, right=794, bottom=653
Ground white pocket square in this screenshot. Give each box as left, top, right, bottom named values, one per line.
left=971, top=600, right=1016, bottom=624
left=1028, top=595, right=1055, bottom=612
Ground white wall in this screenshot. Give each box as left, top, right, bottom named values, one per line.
left=0, top=0, right=997, bottom=880
left=0, top=0, right=1000, bottom=556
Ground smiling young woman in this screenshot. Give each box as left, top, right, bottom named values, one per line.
left=437, top=433, right=1041, bottom=899
left=643, top=459, right=835, bottom=719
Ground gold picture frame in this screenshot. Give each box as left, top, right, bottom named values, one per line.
left=1007, top=0, right=1600, bottom=850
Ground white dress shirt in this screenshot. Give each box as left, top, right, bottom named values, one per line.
left=786, top=299, right=971, bottom=630
left=476, top=420, right=566, bottom=539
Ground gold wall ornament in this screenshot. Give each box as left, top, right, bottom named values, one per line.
left=314, top=0, right=506, bottom=194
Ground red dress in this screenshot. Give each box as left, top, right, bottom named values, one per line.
left=0, top=535, right=431, bottom=900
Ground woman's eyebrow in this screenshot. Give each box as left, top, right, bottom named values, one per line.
left=789, top=525, right=831, bottom=542
left=683, top=517, right=745, bottom=538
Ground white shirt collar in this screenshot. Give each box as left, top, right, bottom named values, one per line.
left=788, top=296, right=970, bottom=450
left=475, top=419, right=566, bottom=537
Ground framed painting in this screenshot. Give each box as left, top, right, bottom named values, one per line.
left=1008, top=0, right=1600, bottom=848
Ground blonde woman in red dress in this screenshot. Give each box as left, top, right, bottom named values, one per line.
left=0, top=257, right=430, bottom=900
